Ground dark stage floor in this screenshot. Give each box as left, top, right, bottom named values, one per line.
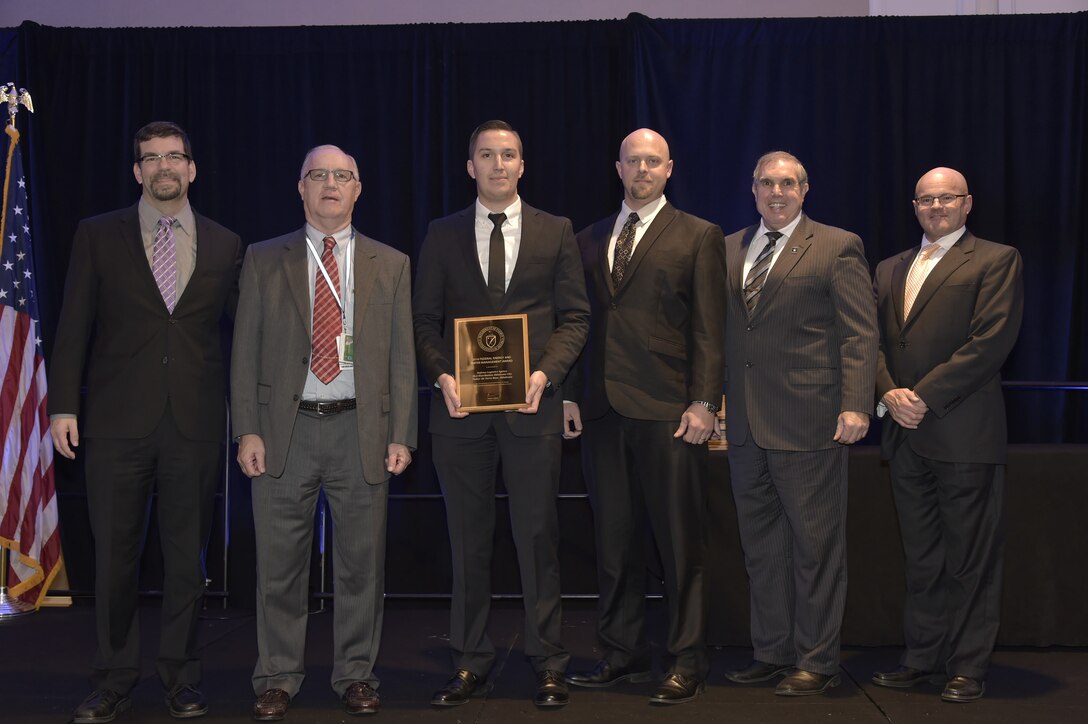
left=3, top=599, right=1086, bottom=723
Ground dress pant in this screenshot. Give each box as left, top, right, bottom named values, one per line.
left=431, top=416, right=569, bottom=676
left=84, top=402, right=221, bottom=694
left=889, top=441, right=1005, bottom=680
left=728, top=437, right=848, bottom=675
left=581, top=409, right=708, bottom=678
left=251, top=408, right=387, bottom=697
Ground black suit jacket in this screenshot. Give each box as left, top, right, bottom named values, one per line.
left=413, top=201, right=589, bottom=438
left=572, top=202, right=726, bottom=421
left=48, top=203, right=242, bottom=441
left=874, top=231, right=1024, bottom=464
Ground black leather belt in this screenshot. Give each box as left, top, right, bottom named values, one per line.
left=298, top=399, right=356, bottom=415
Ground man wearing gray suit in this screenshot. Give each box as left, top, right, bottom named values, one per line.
left=722, top=151, right=878, bottom=696
left=231, top=145, right=417, bottom=720
left=870, top=168, right=1023, bottom=703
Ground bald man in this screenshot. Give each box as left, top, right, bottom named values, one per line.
left=232, top=145, right=417, bottom=719
left=564, top=129, right=726, bottom=705
left=871, top=167, right=1023, bottom=703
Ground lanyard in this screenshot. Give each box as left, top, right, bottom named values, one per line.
left=305, top=231, right=353, bottom=316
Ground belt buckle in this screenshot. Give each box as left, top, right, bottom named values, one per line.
left=316, top=401, right=333, bottom=416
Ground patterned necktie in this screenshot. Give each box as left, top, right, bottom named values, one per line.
left=311, top=235, right=342, bottom=384
left=487, top=212, right=507, bottom=304
left=743, top=231, right=782, bottom=313
left=152, top=215, right=178, bottom=313
left=903, top=243, right=941, bottom=319
left=611, top=212, right=640, bottom=287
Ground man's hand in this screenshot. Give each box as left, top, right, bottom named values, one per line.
left=437, top=373, right=469, bottom=418
left=517, top=371, right=549, bottom=414
left=834, top=410, right=870, bottom=444
left=237, top=434, right=267, bottom=478
left=50, top=418, right=80, bottom=460
left=563, top=401, right=583, bottom=439
left=385, top=443, right=412, bottom=475
left=674, top=403, right=716, bottom=445
left=881, top=388, right=928, bottom=429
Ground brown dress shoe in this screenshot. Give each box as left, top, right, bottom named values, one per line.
left=165, top=684, right=209, bottom=718
left=253, top=688, right=290, bottom=721
left=565, top=660, right=652, bottom=688
left=534, top=670, right=570, bottom=707
left=73, top=689, right=131, bottom=724
left=941, top=676, right=985, bottom=702
left=342, top=681, right=380, bottom=715
left=872, top=666, right=944, bottom=688
left=725, top=660, right=792, bottom=684
left=649, top=673, right=704, bottom=705
left=430, top=669, right=490, bottom=707
left=775, top=669, right=841, bottom=696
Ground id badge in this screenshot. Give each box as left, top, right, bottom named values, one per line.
left=337, top=331, right=354, bottom=368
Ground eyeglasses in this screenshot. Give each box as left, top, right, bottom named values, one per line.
left=914, top=194, right=967, bottom=208
left=138, top=152, right=191, bottom=166
left=304, top=169, right=356, bottom=184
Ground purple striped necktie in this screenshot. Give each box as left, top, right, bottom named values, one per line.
left=153, top=215, right=178, bottom=313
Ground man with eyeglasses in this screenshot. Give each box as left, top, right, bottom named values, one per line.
left=231, top=144, right=416, bottom=720
left=413, top=120, right=589, bottom=708
left=722, top=151, right=877, bottom=697
left=49, top=121, right=242, bottom=722
left=871, top=167, right=1023, bottom=703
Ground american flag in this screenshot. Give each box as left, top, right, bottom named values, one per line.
left=1, top=123, right=62, bottom=608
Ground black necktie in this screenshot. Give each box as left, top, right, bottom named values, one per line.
left=743, top=231, right=782, bottom=313
left=612, top=212, right=640, bottom=287
left=487, top=212, right=507, bottom=303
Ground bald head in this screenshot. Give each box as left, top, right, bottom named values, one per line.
left=616, top=128, right=673, bottom=211
left=913, top=166, right=973, bottom=242
left=300, top=144, right=359, bottom=180
left=298, top=144, right=362, bottom=235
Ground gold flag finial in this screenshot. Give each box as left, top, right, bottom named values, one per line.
left=0, top=83, right=34, bottom=128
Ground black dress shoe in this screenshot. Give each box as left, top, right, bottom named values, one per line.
left=565, top=660, right=653, bottom=688
left=872, top=666, right=944, bottom=689
left=941, top=675, right=985, bottom=702
left=343, top=681, right=380, bottom=715
left=253, top=688, right=290, bottom=721
left=430, top=669, right=490, bottom=707
left=649, top=673, right=704, bottom=705
left=73, top=689, right=132, bottom=724
left=166, top=684, right=208, bottom=718
left=725, top=660, right=792, bottom=684
left=775, top=669, right=841, bottom=696
left=534, top=670, right=570, bottom=707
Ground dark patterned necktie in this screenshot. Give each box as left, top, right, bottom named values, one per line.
left=743, top=231, right=782, bottom=313
left=311, top=235, right=342, bottom=384
left=487, top=212, right=507, bottom=303
left=611, top=212, right=640, bottom=287
left=152, top=216, right=178, bottom=313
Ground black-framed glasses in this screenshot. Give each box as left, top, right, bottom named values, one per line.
left=914, top=194, right=967, bottom=208
left=138, top=152, right=191, bottom=166
left=304, top=168, right=356, bottom=184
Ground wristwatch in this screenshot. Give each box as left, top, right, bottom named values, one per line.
left=693, top=400, right=718, bottom=414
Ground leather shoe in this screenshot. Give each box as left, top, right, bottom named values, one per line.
left=166, top=684, right=208, bottom=718
left=725, top=660, right=792, bottom=684
left=565, top=660, right=652, bottom=688
left=776, top=669, right=841, bottom=696
left=534, top=670, right=569, bottom=707
left=73, top=689, right=132, bottom=724
left=941, top=675, right=985, bottom=702
left=342, top=681, right=380, bottom=715
left=872, top=666, right=944, bottom=689
left=430, top=669, right=490, bottom=707
left=649, top=673, right=704, bottom=705
left=253, top=688, right=290, bottom=721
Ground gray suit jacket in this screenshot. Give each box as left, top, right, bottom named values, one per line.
left=231, top=227, right=417, bottom=482
left=723, top=215, right=878, bottom=451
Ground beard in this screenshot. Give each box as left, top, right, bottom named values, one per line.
left=148, top=171, right=184, bottom=202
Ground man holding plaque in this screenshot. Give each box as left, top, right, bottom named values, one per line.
left=232, top=145, right=417, bottom=720
left=563, top=128, right=726, bottom=705
left=413, top=120, right=589, bottom=708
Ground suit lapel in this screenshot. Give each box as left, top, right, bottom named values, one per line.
left=120, top=205, right=167, bottom=309
left=890, top=249, right=913, bottom=327
left=903, top=232, right=974, bottom=327
left=750, top=215, right=812, bottom=319
left=597, top=213, right=620, bottom=296
left=282, top=229, right=312, bottom=335
left=352, top=230, right=379, bottom=336
left=614, top=203, right=675, bottom=296
left=454, top=205, right=491, bottom=302
left=731, top=225, right=758, bottom=303
left=504, top=203, right=536, bottom=303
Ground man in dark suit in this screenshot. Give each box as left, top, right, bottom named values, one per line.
left=232, top=145, right=416, bottom=720
left=722, top=151, right=877, bottom=696
left=563, top=128, right=726, bottom=705
left=870, top=167, right=1023, bottom=703
left=49, top=121, right=241, bottom=722
left=413, top=120, right=589, bottom=708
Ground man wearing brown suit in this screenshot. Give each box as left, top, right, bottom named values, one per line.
left=722, top=151, right=878, bottom=696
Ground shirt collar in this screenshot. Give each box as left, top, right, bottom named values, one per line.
left=620, top=194, right=667, bottom=226
left=921, top=226, right=966, bottom=252
left=475, top=196, right=522, bottom=226
left=139, top=197, right=194, bottom=236
left=305, top=223, right=353, bottom=252
left=757, top=212, right=803, bottom=242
